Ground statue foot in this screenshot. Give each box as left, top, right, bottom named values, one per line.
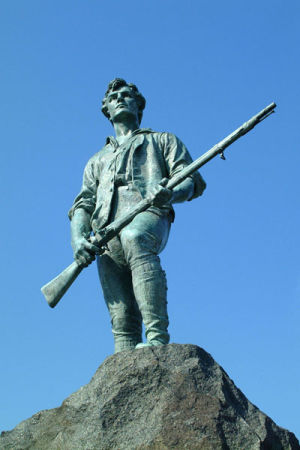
left=135, top=340, right=166, bottom=349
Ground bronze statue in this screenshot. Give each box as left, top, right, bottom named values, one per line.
left=41, top=78, right=276, bottom=354
left=69, top=78, right=206, bottom=352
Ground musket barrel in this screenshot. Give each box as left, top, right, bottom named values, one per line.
left=100, top=104, right=277, bottom=242
left=167, top=102, right=276, bottom=190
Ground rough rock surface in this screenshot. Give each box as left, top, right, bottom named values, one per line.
left=1, top=344, right=299, bottom=449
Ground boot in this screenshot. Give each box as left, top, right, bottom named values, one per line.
left=114, top=335, right=141, bottom=353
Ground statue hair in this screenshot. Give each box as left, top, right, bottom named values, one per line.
left=101, top=78, right=146, bottom=124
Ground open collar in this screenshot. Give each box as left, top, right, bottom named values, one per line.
left=105, top=128, right=153, bottom=150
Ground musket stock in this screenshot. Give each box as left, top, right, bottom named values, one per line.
left=41, top=261, right=83, bottom=308
left=41, top=102, right=276, bottom=307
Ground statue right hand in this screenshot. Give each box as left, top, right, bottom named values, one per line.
left=71, top=236, right=99, bottom=268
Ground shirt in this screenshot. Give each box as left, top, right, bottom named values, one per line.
left=68, top=129, right=206, bottom=234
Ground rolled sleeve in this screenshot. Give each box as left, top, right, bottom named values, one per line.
left=68, top=160, right=97, bottom=220
left=161, top=133, right=206, bottom=200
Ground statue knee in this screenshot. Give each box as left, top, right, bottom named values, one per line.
left=121, top=228, right=151, bottom=259
left=121, top=228, right=144, bottom=247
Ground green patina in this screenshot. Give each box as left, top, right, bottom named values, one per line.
left=70, top=78, right=206, bottom=353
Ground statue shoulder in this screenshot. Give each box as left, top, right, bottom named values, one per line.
left=85, top=144, right=111, bottom=166
left=142, top=130, right=178, bottom=145
left=155, top=131, right=185, bottom=149
left=79, top=146, right=109, bottom=181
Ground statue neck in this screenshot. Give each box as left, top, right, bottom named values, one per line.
left=112, top=118, right=139, bottom=142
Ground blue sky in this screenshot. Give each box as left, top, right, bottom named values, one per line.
left=1, top=0, right=299, bottom=439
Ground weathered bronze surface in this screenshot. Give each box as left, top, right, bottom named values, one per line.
left=41, top=78, right=276, bottom=353
left=72, top=78, right=205, bottom=352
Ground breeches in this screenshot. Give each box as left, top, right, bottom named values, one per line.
left=96, top=210, right=171, bottom=352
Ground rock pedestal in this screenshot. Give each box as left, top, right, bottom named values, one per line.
left=1, top=344, right=299, bottom=449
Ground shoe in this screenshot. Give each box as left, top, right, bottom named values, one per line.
left=135, top=340, right=166, bottom=349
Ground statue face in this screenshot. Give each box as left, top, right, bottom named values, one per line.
left=106, top=86, right=139, bottom=124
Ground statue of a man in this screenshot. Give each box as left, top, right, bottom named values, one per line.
left=69, top=78, right=206, bottom=353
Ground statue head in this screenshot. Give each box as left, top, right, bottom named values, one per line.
left=101, top=78, right=146, bottom=125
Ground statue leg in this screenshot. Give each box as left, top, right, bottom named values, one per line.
left=97, top=235, right=142, bottom=353
left=120, top=210, right=171, bottom=347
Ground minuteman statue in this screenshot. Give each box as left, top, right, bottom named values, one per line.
left=69, top=78, right=206, bottom=353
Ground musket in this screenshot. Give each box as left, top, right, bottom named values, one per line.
left=41, top=102, right=276, bottom=308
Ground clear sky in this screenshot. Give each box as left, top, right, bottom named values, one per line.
left=1, top=0, right=299, bottom=440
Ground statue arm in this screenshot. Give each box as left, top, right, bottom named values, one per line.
left=70, top=209, right=99, bottom=267
left=170, top=177, right=195, bottom=204
left=69, top=159, right=99, bottom=267
left=161, top=132, right=206, bottom=202
left=150, top=176, right=194, bottom=208
left=68, top=158, right=97, bottom=220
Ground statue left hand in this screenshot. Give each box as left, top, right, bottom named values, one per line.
left=149, top=184, right=173, bottom=207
